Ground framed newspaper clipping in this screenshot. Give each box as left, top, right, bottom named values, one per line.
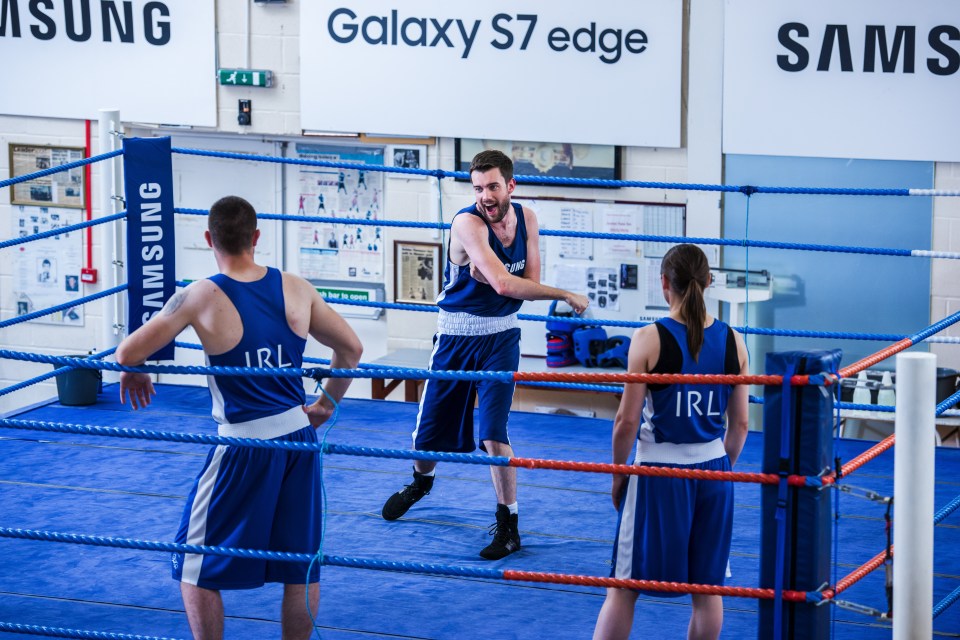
left=8, top=144, right=86, bottom=208
left=394, top=241, right=441, bottom=306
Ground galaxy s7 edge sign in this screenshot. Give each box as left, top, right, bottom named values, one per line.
left=301, top=1, right=682, bottom=148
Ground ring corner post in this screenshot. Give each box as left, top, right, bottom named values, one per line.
left=98, top=108, right=123, bottom=379
left=759, top=349, right=840, bottom=640
left=893, top=351, right=936, bottom=640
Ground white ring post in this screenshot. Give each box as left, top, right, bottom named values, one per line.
left=98, top=109, right=122, bottom=380
left=893, top=352, right=936, bottom=639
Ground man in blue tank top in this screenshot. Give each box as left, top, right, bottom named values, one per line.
left=381, top=150, right=589, bottom=560
left=116, top=196, right=363, bottom=640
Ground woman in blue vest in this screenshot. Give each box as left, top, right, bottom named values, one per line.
left=593, top=244, right=750, bottom=640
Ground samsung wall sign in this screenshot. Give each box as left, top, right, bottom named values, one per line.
left=301, top=1, right=682, bottom=147
left=724, top=0, right=960, bottom=162
left=0, top=0, right=215, bottom=126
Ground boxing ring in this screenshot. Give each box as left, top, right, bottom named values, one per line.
left=1, top=123, right=959, bottom=639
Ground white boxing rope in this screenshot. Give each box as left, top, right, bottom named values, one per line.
left=911, top=250, right=960, bottom=260
left=908, top=189, right=960, bottom=197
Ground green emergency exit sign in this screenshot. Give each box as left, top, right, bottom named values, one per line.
left=218, top=68, right=274, bottom=88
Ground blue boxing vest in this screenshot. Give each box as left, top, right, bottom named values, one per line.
left=206, top=268, right=307, bottom=424
left=640, top=318, right=733, bottom=445
left=437, top=202, right=527, bottom=317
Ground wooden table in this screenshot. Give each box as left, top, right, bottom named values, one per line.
left=368, top=349, right=432, bottom=402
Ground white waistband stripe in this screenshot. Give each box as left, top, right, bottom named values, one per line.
left=217, top=405, right=307, bottom=439
left=437, top=311, right=519, bottom=336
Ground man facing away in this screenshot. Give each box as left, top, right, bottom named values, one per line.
left=116, top=195, right=363, bottom=640
left=381, top=150, right=589, bottom=560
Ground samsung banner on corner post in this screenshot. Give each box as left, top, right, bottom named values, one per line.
left=123, top=136, right=176, bottom=361
left=0, top=1, right=215, bottom=126
left=724, top=0, right=960, bottom=162
left=300, top=1, right=682, bottom=147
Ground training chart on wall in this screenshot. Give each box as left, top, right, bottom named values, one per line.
left=516, top=197, right=685, bottom=356
left=295, top=144, right=385, bottom=283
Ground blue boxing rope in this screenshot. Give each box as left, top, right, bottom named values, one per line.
left=0, top=620, right=184, bottom=640
left=0, top=350, right=838, bottom=387
left=935, top=494, right=960, bottom=525
left=0, top=211, right=127, bottom=251
left=174, top=341, right=624, bottom=395
left=4, top=412, right=957, bottom=525
left=0, top=149, right=124, bottom=190
left=934, top=586, right=960, bottom=620
left=0, top=417, right=513, bottom=467
left=4, top=520, right=957, bottom=622
left=175, top=207, right=960, bottom=260
left=0, top=525, right=509, bottom=580
left=0, top=349, right=498, bottom=383
left=174, top=281, right=960, bottom=346
left=295, top=298, right=960, bottom=344
left=0, top=285, right=128, bottom=330
left=169, top=146, right=960, bottom=197
left=0, top=347, right=116, bottom=399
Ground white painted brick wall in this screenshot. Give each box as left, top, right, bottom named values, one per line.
left=930, top=162, right=960, bottom=370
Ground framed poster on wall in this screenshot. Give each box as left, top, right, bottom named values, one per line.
left=8, top=144, right=86, bottom=208
left=455, top=139, right=621, bottom=185
left=394, top=241, right=441, bottom=306
left=385, top=144, right=428, bottom=179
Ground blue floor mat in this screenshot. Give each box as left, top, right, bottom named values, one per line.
left=0, top=384, right=957, bottom=638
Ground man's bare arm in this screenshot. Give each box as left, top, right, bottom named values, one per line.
left=116, top=288, right=196, bottom=366
left=457, top=215, right=589, bottom=313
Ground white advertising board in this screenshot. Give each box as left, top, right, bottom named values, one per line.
left=301, top=1, right=682, bottom=147
left=0, top=1, right=215, bottom=126
left=724, top=0, right=960, bottom=162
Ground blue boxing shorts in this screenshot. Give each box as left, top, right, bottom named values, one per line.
left=412, top=327, right=520, bottom=453
left=610, top=455, right=734, bottom=595
left=171, top=425, right=321, bottom=590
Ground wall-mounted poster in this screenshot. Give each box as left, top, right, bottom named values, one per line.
left=9, top=144, right=85, bottom=208
left=385, top=144, right=428, bottom=180
left=11, top=205, right=85, bottom=326
left=394, top=241, right=442, bottom=306
left=296, top=144, right=385, bottom=282
left=455, top=139, right=621, bottom=184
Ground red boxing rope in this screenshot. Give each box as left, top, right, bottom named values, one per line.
left=502, top=570, right=809, bottom=601
left=509, top=456, right=811, bottom=486
left=838, top=338, right=913, bottom=378
left=512, top=371, right=825, bottom=386
left=820, top=548, right=893, bottom=601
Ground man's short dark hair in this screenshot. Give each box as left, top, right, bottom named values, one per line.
left=470, top=150, right=513, bottom=184
left=208, top=196, right=257, bottom=255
